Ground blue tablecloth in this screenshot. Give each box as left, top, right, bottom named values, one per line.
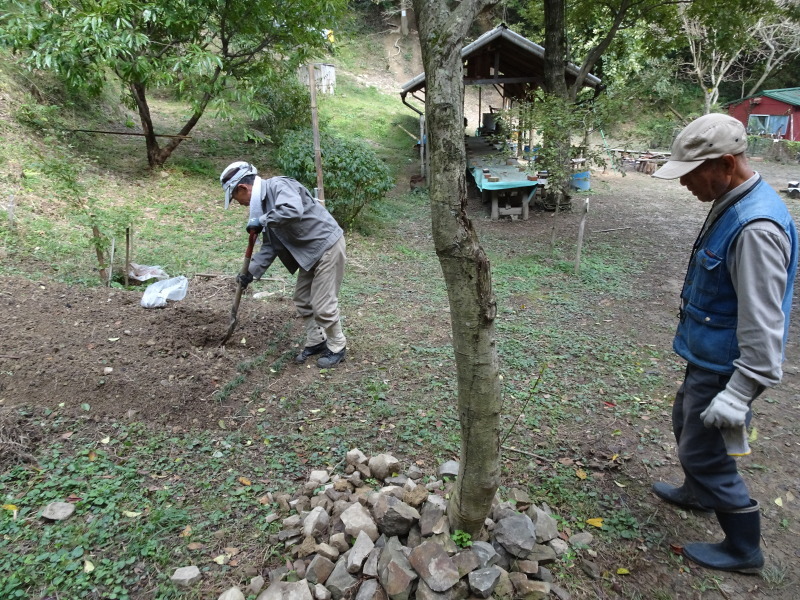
left=470, top=166, right=538, bottom=192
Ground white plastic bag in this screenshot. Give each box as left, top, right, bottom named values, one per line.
left=128, top=262, right=170, bottom=282
left=141, top=276, right=189, bottom=309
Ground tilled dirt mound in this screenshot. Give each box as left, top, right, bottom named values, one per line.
left=0, top=276, right=297, bottom=427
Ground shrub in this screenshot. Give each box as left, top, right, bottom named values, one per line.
left=253, top=79, right=316, bottom=145
left=277, top=128, right=394, bottom=229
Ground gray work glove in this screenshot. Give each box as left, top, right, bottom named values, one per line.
left=236, top=271, right=254, bottom=289
left=700, top=387, right=750, bottom=428
left=246, top=218, right=263, bottom=234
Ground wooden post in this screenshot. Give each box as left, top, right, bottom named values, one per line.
left=6, top=195, right=14, bottom=229
left=308, top=63, right=325, bottom=203
left=419, top=113, right=426, bottom=178
left=574, top=198, right=589, bottom=275
left=477, top=87, right=482, bottom=135
left=550, top=194, right=560, bottom=254
left=125, top=226, right=131, bottom=287
left=91, top=225, right=109, bottom=284
left=400, top=0, right=408, bottom=36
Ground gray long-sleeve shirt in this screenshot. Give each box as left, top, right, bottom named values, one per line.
left=704, top=174, right=793, bottom=396
left=247, top=176, right=342, bottom=277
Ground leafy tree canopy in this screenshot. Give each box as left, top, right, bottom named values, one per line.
left=0, top=0, right=347, bottom=165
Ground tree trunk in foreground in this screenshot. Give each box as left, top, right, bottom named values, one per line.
left=412, top=0, right=501, bottom=537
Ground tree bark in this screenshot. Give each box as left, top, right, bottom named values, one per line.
left=128, top=68, right=221, bottom=168
left=542, top=0, right=572, bottom=208
left=412, top=0, right=501, bottom=538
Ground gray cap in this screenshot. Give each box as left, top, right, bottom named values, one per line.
left=653, top=114, right=747, bottom=180
left=220, top=161, right=257, bottom=208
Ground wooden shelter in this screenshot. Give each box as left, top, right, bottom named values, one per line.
left=400, top=24, right=602, bottom=118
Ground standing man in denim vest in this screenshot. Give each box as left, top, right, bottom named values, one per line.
left=651, top=114, right=798, bottom=573
left=220, top=161, right=348, bottom=368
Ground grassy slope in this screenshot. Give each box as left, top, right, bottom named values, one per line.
left=0, top=38, right=680, bottom=600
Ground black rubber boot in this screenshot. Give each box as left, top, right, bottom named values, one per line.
left=683, top=500, right=764, bottom=574
left=317, top=347, right=346, bottom=368
left=652, top=482, right=712, bottom=513
left=295, top=341, right=328, bottom=364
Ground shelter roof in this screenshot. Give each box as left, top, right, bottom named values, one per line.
left=400, top=24, right=601, bottom=101
left=724, top=87, right=800, bottom=108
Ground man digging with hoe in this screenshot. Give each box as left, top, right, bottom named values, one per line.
left=220, top=161, right=347, bottom=368
left=651, top=114, right=798, bottom=573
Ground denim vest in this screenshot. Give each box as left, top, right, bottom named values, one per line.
left=673, top=179, right=798, bottom=374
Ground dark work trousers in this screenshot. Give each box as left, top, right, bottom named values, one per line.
left=672, top=363, right=759, bottom=510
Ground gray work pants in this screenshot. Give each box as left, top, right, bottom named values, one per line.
left=293, top=235, right=346, bottom=332
left=672, top=364, right=758, bottom=510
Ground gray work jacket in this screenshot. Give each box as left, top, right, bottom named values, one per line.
left=247, top=176, right=342, bottom=277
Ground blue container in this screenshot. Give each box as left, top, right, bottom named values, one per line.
left=571, top=170, right=590, bottom=191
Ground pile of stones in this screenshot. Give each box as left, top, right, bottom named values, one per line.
left=172, top=449, right=597, bottom=600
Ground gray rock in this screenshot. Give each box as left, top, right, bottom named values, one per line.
left=429, top=532, right=458, bottom=555
left=304, top=506, right=330, bottom=539
left=170, top=565, right=201, bottom=587
left=329, top=532, right=349, bottom=552
left=451, top=549, right=480, bottom=577
left=508, top=573, right=550, bottom=599
left=551, top=584, right=572, bottom=600
left=316, top=542, right=340, bottom=562
left=526, top=544, right=557, bottom=565
left=425, top=480, right=444, bottom=491
left=248, top=576, right=266, bottom=594
left=385, top=475, right=409, bottom=486
left=354, top=578, right=388, bottom=600
left=494, top=513, right=536, bottom=558
left=378, top=537, right=418, bottom=600
left=535, top=566, right=554, bottom=583
left=306, top=555, right=335, bottom=585
left=369, top=454, right=401, bottom=481
left=467, top=566, right=502, bottom=598
left=284, top=514, right=303, bottom=528
left=309, top=470, right=330, bottom=485
left=438, top=460, right=459, bottom=479
left=491, top=501, right=518, bottom=522
left=469, top=541, right=498, bottom=568
left=340, top=502, right=379, bottom=541
left=41, top=502, right=75, bottom=521
left=373, top=494, right=420, bottom=537
left=408, top=465, right=424, bottom=480
left=406, top=523, right=423, bottom=548
left=581, top=558, right=600, bottom=580
left=527, top=505, right=559, bottom=543
left=493, top=569, right=514, bottom=599
left=419, top=500, right=446, bottom=537
left=490, top=539, right=512, bottom=569
left=363, top=547, right=382, bottom=578
left=326, top=558, right=359, bottom=600
left=569, top=532, right=594, bottom=547
left=409, top=540, right=461, bottom=592
left=256, top=581, right=314, bottom=600
left=314, top=583, right=332, bottom=600
left=218, top=588, right=245, bottom=600
left=547, top=538, right=569, bottom=557
left=347, top=530, right=376, bottom=573
left=415, top=579, right=469, bottom=600
left=507, top=488, right=532, bottom=507
left=512, top=559, right=539, bottom=574
left=346, top=448, right=368, bottom=466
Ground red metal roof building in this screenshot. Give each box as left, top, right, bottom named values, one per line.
left=725, top=88, right=800, bottom=141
